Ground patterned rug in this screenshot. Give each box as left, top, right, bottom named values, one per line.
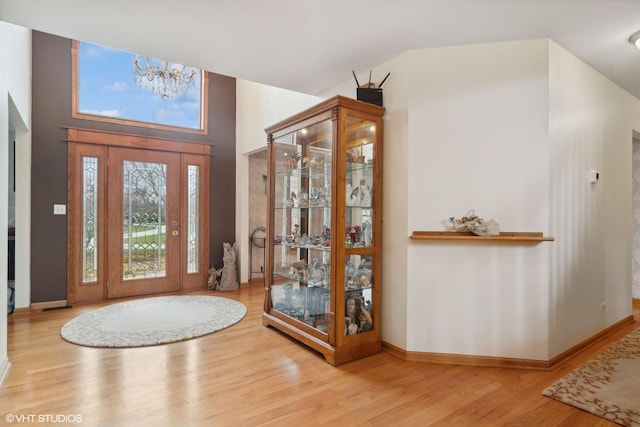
left=60, top=295, right=246, bottom=347
left=542, top=328, right=640, bottom=426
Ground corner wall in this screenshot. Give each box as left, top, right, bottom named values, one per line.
left=548, top=41, right=640, bottom=357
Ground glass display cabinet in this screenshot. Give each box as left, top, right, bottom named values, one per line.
left=263, top=96, right=384, bottom=365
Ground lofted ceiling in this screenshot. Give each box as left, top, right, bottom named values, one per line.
left=2, top=0, right=640, bottom=98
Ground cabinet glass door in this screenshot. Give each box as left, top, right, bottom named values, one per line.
left=343, top=115, right=378, bottom=336
left=270, top=119, right=333, bottom=334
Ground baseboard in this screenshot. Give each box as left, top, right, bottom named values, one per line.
left=545, top=314, right=636, bottom=369
left=383, top=342, right=552, bottom=370
left=633, top=298, right=640, bottom=310
left=382, top=314, right=636, bottom=370
left=30, top=300, right=68, bottom=311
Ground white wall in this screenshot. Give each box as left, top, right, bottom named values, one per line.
left=323, top=39, right=640, bottom=361
left=404, top=40, right=551, bottom=359
left=548, top=42, right=640, bottom=357
left=0, top=21, right=31, bottom=383
left=235, top=80, right=320, bottom=282
left=633, top=139, right=640, bottom=298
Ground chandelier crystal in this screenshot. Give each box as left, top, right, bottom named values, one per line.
left=133, top=54, right=198, bottom=99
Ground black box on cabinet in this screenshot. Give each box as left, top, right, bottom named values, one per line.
left=357, top=87, right=383, bottom=106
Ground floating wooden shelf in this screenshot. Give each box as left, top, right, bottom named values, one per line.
left=410, top=231, right=554, bottom=242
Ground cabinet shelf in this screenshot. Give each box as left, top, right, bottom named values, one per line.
left=410, top=231, right=554, bottom=242
left=276, top=205, right=332, bottom=210
left=274, top=242, right=332, bottom=251
left=275, top=165, right=329, bottom=179
left=273, top=271, right=332, bottom=288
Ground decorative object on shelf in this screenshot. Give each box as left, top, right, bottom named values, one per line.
left=292, top=224, right=300, bottom=244
left=298, top=189, right=309, bottom=208
left=347, top=143, right=368, bottom=164
left=284, top=151, right=302, bottom=170
left=445, top=209, right=500, bottom=236
left=346, top=180, right=372, bottom=207
left=363, top=220, right=372, bottom=247
left=346, top=225, right=361, bottom=246
left=133, top=55, right=198, bottom=99
left=345, top=289, right=373, bottom=336
left=216, top=242, right=239, bottom=291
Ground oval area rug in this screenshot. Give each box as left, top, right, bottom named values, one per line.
left=60, top=295, right=247, bottom=348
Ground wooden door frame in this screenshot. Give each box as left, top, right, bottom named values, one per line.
left=66, top=128, right=212, bottom=304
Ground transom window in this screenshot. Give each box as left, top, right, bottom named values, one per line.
left=72, top=40, right=208, bottom=134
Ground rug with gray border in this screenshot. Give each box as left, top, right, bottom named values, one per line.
left=61, top=295, right=247, bottom=348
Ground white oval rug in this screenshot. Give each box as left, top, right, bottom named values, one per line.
left=60, top=295, right=247, bottom=348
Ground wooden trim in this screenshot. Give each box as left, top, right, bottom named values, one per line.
left=410, top=231, right=554, bottom=242
left=264, top=95, right=384, bottom=135
left=383, top=342, right=552, bottom=370
left=30, top=300, right=68, bottom=311
left=263, top=312, right=336, bottom=364
left=633, top=298, right=640, bottom=310
left=544, top=315, right=636, bottom=368
left=268, top=110, right=334, bottom=140
left=71, top=40, right=209, bottom=135
left=382, top=314, right=635, bottom=370
left=66, top=127, right=213, bottom=155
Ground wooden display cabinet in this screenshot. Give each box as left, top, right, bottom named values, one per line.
left=263, top=96, right=384, bottom=365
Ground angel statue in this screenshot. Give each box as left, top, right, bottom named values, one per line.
left=216, top=242, right=239, bottom=291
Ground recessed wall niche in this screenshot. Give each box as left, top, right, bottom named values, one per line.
left=248, top=149, right=267, bottom=282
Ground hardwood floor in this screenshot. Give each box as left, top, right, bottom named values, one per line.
left=2, top=285, right=637, bottom=426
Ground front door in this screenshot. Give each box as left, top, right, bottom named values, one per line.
left=67, top=130, right=211, bottom=303
left=106, top=147, right=181, bottom=298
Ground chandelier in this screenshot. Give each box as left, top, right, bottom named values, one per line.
left=133, top=54, right=198, bottom=99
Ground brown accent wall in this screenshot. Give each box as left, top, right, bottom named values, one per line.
left=31, top=31, right=236, bottom=303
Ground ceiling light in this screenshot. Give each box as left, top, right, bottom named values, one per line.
left=133, top=55, right=198, bottom=99
left=629, top=31, right=640, bottom=49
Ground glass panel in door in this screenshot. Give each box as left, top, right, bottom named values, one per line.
left=270, top=119, right=333, bottom=334
left=342, top=114, right=378, bottom=338
left=122, top=160, right=167, bottom=280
